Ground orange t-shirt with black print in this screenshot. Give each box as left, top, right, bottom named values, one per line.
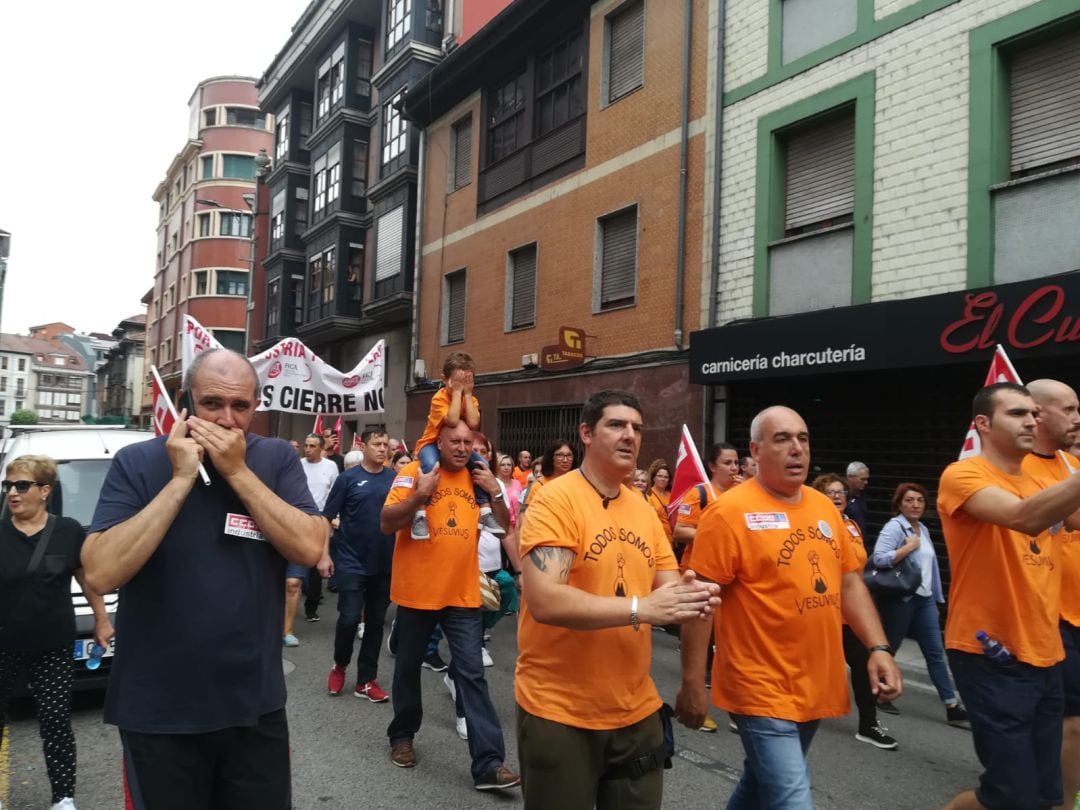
left=938, top=455, right=1063, bottom=667
left=841, top=516, right=867, bottom=626
left=512, top=466, right=531, bottom=489
left=386, top=460, right=481, bottom=610
left=1021, top=452, right=1080, bottom=629
left=647, top=489, right=674, bottom=545
left=413, top=387, right=481, bottom=454
left=675, top=483, right=718, bottom=569
left=691, top=480, right=859, bottom=722
left=516, top=472, right=679, bottom=730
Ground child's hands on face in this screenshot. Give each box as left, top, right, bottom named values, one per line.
left=447, top=369, right=468, bottom=392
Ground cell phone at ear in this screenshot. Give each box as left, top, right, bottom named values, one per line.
left=178, top=390, right=194, bottom=417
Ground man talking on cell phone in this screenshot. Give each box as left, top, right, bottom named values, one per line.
left=80, top=348, right=327, bottom=809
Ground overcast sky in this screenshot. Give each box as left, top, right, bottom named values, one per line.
left=0, top=1, right=309, bottom=336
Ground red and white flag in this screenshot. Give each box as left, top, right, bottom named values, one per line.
left=350, top=433, right=362, bottom=451
left=667, top=425, right=714, bottom=526
left=312, top=414, right=324, bottom=436
left=150, top=366, right=175, bottom=438
left=958, top=344, right=1023, bottom=459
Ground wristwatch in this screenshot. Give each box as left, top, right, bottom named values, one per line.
left=630, top=595, right=640, bottom=631
left=867, top=644, right=894, bottom=655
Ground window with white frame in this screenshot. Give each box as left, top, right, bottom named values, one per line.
left=330, top=43, right=346, bottom=107
left=596, top=205, right=638, bottom=311
left=313, top=153, right=329, bottom=217
left=443, top=270, right=467, bottom=344
left=203, top=108, right=217, bottom=128
left=382, top=90, right=408, bottom=169
left=275, top=107, right=290, bottom=161
left=356, top=40, right=374, bottom=97
left=326, top=143, right=341, bottom=206
left=193, top=270, right=208, bottom=296
left=605, top=0, right=645, bottom=104
left=197, top=212, right=212, bottom=237
left=271, top=190, right=285, bottom=247
left=387, top=0, right=412, bottom=52
left=220, top=212, right=253, bottom=237
left=506, top=243, right=537, bottom=330
left=267, top=278, right=281, bottom=329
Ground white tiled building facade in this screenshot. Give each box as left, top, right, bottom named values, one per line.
left=710, top=0, right=1080, bottom=325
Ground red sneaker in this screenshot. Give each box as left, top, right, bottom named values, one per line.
left=355, top=679, right=390, bottom=702
left=328, top=665, right=346, bottom=696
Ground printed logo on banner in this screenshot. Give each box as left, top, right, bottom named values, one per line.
left=225, top=513, right=265, bottom=542
left=268, top=361, right=283, bottom=378
left=745, top=512, right=791, bottom=531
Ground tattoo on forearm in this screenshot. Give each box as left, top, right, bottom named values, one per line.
left=529, top=546, right=574, bottom=581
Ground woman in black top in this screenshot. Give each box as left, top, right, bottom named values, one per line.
left=0, top=454, right=113, bottom=810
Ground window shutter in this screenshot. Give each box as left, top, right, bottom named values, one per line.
left=453, top=118, right=472, bottom=190
left=600, top=207, right=638, bottom=307
left=1010, top=29, right=1080, bottom=174
left=784, top=113, right=855, bottom=232
left=511, top=245, right=537, bottom=328
left=374, top=206, right=404, bottom=281
left=446, top=272, right=467, bottom=343
left=609, top=1, right=645, bottom=102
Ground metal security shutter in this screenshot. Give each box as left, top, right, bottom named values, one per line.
left=609, top=1, right=645, bottom=102
left=374, top=206, right=404, bottom=281
left=1010, top=28, right=1080, bottom=174
left=784, top=113, right=855, bottom=232
left=445, top=271, right=467, bottom=343
left=510, top=244, right=537, bottom=328
left=452, top=117, right=472, bottom=190
left=600, top=206, right=638, bottom=308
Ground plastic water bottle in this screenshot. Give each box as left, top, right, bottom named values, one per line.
left=975, top=630, right=1015, bottom=665
left=85, top=643, right=106, bottom=671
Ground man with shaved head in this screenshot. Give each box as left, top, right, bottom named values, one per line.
left=1022, top=379, right=1080, bottom=808
left=82, top=348, right=328, bottom=809
left=675, top=406, right=900, bottom=808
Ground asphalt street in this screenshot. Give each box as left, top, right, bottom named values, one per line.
left=4, top=595, right=982, bottom=809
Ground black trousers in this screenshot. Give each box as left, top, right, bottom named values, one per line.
left=121, top=708, right=292, bottom=810
left=841, top=625, right=878, bottom=729
left=0, top=647, right=76, bottom=803
left=304, top=567, right=323, bottom=618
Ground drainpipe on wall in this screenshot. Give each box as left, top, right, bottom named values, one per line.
left=673, top=0, right=693, bottom=350
left=704, top=0, right=729, bottom=446
left=408, top=128, right=427, bottom=394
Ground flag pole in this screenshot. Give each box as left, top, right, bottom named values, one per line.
left=151, top=365, right=211, bottom=487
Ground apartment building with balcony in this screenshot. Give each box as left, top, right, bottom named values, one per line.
left=402, top=0, right=718, bottom=459
left=148, top=77, right=273, bottom=397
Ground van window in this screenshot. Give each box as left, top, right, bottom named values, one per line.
left=55, top=460, right=113, bottom=528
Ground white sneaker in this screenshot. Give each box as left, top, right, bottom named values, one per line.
left=51, top=799, right=77, bottom=810
left=456, top=715, right=468, bottom=740
left=357, top=622, right=365, bottom=639
left=443, top=672, right=457, bottom=702
left=481, top=647, right=494, bottom=667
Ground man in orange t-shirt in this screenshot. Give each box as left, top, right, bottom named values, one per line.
left=675, top=406, right=900, bottom=809
left=517, top=390, right=720, bottom=810
left=1022, top=379, right=1080, bottom=807
left=938, top=382, right=1080, bottom=810
left=380, top=420, right=519, bottom=792
left=512, top=450, right=532, bottom=489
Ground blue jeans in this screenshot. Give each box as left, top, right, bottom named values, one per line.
left=880, top=594, right=958, bottom=704
left=417, top=444, right=489, bottom=504
left=333, top=573, right=391, bottom=683
left=388, top=605, right=506, bottom=781
left=728, top=715, right=819, bottom=810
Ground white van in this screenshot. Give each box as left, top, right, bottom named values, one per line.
left=1, top=425, right=154, bottom=688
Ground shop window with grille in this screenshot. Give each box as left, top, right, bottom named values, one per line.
left=497, top=405, right=583, bottom=463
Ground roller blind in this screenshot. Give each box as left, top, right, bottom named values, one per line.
left=608, top=1, right=645, bottom=102
left=784, top=113, right=855, bottom=232
left=446, top=271, right=466, bottom=343
left=600, top=206, right=638, bottom=308
left=374, top=206, right=404, bottom=281
left=510, top=244, right=537, bottom=328
left=1010, top=28, right=1080, bottom=174
left=452, top=117, right=472, bottom=190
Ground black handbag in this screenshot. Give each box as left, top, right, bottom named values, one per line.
left=864, top=521, right=922, bottom=596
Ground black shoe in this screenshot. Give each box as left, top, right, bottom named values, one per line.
left=855, top=723, right=899, bottom=750
left=947, top=704, right=970, bottom=728
left=387, top=620, right=398, bottom=657
left=422, top=652, right=448, bottom=672
left=878, top=700, right=900, bottom=715
left=305, top=613, right=320, bottom=622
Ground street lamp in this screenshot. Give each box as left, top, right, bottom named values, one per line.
left=246, top=148, right=273, bottom=356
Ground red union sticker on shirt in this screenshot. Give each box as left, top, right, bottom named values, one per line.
left=225, top=513, right=266, bottom=542
left=744, top=512, right=791, bottom=531
left=392, top=475, right=415, bottom=489
left=678, top=503, right=692, bottom=516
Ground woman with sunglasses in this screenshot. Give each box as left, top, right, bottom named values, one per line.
left=0, top=455, right=113, bottom=810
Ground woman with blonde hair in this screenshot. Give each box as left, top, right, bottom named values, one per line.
left=0, top=455, right=113, bottom=810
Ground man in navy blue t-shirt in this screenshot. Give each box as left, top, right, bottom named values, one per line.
left=323, top=428, right=396, bottom=702
left=81, top=349, right=327, bottom=810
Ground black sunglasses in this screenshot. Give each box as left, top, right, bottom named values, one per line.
left=2, top=480, right=43, bottom=494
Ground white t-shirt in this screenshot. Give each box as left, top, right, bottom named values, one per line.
left=302, top=457, right=339, bottom=511
left=477, top=480, right=507, bottom=573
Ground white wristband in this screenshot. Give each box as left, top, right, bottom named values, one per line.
left=630, top=595, right=640, bottom=631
